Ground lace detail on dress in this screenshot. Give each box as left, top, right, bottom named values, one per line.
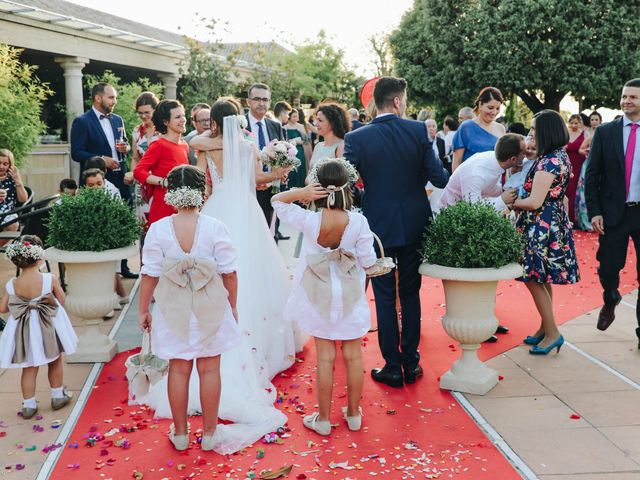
left=206, top=152, right=222, bottom=187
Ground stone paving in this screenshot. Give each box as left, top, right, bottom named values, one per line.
left=0, top=229, right=639, bottom=479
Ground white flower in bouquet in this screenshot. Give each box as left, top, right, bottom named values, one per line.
left=236, top=115, right=248, bottom=129
left=260, top=140, right=301, bottom=192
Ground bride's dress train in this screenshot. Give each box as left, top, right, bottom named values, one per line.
left=143, top=116, right=307, bottom=453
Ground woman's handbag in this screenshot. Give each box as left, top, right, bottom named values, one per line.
left=365, top=233, right=395, bottom=277
left=125, top=332, right=169, bottom=405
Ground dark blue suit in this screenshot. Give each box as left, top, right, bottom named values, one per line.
left=70, top=109, right=130, bottom=200
left=345, top=114, right=449, bottom=374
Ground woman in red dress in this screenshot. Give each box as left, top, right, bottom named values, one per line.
left=564, top=114, right=585, bottom=223
left=134, top=99, right=188, bottom=227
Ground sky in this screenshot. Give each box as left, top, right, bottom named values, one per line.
left=65, top=0, right=414, bottom=77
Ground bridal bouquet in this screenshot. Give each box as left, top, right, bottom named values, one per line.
left=260, top=140, right=301, bottom=192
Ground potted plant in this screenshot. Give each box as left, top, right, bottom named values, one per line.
left=46, top=188, right=141, bottom=363
left=419, top=201, right=523, bottom=395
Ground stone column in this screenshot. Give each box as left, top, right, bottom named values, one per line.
left=55, top=56, right=89, bottom=181
left=158, top=73, right=179, bottom=100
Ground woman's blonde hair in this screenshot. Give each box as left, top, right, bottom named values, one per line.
left=0, top=149, right=15, bottom=167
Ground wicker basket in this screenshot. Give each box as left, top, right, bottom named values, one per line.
left=366, top=233, right=395, bottom=277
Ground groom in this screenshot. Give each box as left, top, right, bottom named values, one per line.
left=345, top=77, right=449, bottom=387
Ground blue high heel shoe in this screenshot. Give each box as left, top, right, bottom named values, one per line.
left=523, top=333, right=545, bottom=345
left=529, top=335, right=564, bottom=355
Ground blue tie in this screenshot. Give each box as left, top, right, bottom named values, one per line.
left=256, top=121, right=266, bottom=150
left=257, top=121, right=268, bottom=172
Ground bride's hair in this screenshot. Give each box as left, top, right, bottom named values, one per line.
left=314, top=160, right=353, bottom=211
left=210, top=100, right=239, bottom=134
left=167, top=165, right=206, bottom=196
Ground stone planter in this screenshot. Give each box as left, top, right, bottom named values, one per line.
left=419, top=262, right=523, bottom=395
left=45, top=245, right=138, bottom=363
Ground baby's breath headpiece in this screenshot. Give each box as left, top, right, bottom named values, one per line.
left=307, top=157, right=358, bottom=186
left=164, top=187, right=204, bottom=209
left=5, top=240, right=44, bottom=262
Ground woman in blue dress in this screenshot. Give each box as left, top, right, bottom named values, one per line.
left=452, top=87, right=506, bottom=171
left=512, top=110, right=580, bottom=356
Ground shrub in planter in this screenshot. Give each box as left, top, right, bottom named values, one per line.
left=47, top=188, right=141, bottom=251
left=421, top=200, right=522, bottom=269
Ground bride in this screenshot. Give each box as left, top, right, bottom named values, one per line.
left=144, top=99, right=306, bottom=453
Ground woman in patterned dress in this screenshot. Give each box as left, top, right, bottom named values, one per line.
left=512, top=110, right=580, bottom=355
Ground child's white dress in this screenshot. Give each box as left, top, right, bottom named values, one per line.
left=273, top=201, right=377, bottom=340
left=140, top=215, right=242, bottom=360
left=0, top=273, right=77, bottom=368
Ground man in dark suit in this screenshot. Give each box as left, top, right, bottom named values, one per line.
left=344, top=77, right=449, bottom=387
left=349, top=108, right=364, bottom=131
left=71, top=82, right=137, bottom=278
left=585, top=78, right=640, bottom=349
left=245, top=83, right=289, bottom=242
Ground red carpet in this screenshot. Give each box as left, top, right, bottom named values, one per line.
left=50, top=231, right=637, bottom=480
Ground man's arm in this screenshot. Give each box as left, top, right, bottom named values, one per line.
left=584, top=126, right=604, bottom=221
left=70, top=116, right=96, bottom=164
left=423, top=139, right=449, bottom=188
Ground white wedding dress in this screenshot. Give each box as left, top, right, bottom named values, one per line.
left=144, top=116, right=306, bottom=453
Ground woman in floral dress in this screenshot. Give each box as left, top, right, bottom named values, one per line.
left=512, top=110, right=580, bottom=355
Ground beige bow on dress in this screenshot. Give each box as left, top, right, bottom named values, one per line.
left=301, top=248, right=362, bottom=321
left=9, top=294, right=61, bottom=364
left=154, top=256, right=229, bottom=342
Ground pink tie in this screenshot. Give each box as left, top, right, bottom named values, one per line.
left=626, top=123, right=638, bottom=198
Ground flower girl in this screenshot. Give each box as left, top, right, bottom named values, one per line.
left=0, top=235, right=77, bottom=418
left=271, top=158, right=377, bottom=435
left=138, top=165, right=241, bottom=451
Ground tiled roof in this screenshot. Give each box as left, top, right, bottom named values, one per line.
left=13, top=0, right=187, bottom=46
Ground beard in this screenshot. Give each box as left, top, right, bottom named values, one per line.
left=101, top=100, right=114, bottom=114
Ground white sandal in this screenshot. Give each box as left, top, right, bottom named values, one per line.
left=341, top=406, right=363, bottom=431
left=303, top=412, right=331, bottom=436
left=169, top=423, right=190, bottom=451
left=201, top=429, right=223, bottom=452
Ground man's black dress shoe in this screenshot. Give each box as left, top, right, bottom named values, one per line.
left=371, top=367, right=403, bottom=388
left=484, top=335, right=498, bottom=343
left=404, top=365, right=424, bottom=384
left=274, top=231, right=290, bottom=241
left=120, top=269, right=139, bottom=279
left=496, top=325, right=509, bottom=334
left=597, top=300, right=620, bottom=331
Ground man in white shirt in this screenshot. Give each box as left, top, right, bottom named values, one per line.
left=439, top=133, right=525, bottom=212
left=184, top=103, right=211, bottom=166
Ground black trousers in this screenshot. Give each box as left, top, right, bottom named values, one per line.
left=371, top=242, right=422, bottom=374
left=256, top=188, right=282, bottom=235
left=596, top=204, right=640, bottom=338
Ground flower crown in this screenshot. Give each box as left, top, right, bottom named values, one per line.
left=164, top=187, right=204, bottom=209
left=307, top=157, right=359, bottom=186
left=5, top=240, right=44, bottom=262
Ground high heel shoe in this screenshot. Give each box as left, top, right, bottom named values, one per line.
left=523, top=333, right=545, bottom=345
left=529, top=335, right=564, bottom=355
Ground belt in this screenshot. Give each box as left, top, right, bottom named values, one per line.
left=627, top=202, right=640, bottom=207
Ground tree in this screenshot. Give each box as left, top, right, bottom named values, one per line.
left=177, top=18, right=230, bottom=108
left=83, top=71, right=163, bottom=138
left=0, top=44, right=51, bottom=166
left=244, top=31, right=363, bottom=107
left=391, top=0, right=640, bottom=114
left=368, top=33, right=395, bottom=77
